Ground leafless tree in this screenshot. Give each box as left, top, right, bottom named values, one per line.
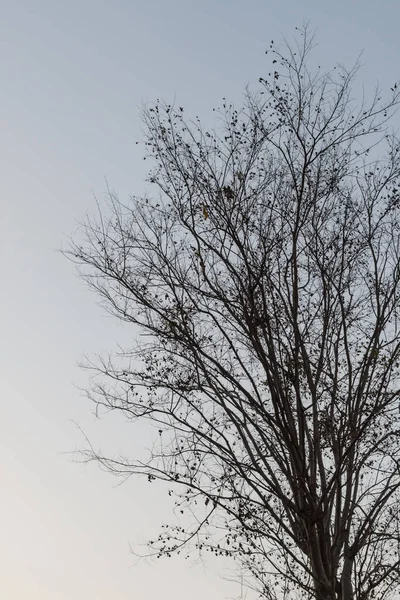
left=67, top=27, right=400, bottom=600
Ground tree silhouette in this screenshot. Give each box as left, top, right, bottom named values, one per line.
left=67, top=27, right=400, bottom=600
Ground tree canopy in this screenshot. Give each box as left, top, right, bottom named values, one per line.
left=67, top=28, right=400, bottom=600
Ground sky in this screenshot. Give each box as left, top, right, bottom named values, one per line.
left=1, top=1, right=400, bottom=599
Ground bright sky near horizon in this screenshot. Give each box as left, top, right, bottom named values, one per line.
left=1, top=1, right=400, bottom=599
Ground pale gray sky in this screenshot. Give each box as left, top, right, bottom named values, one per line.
left=1, top=1, right=399, bottom=599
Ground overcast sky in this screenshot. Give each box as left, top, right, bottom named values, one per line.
left=1, top=1, right=400, bottom=599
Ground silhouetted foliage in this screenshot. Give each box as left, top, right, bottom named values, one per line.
left=67, top=27, right=400, bottom=600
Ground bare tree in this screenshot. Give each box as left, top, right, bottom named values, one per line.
left=67, top=28, right=400, bottom=600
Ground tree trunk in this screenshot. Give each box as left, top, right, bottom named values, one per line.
left=341, top=553, right=354, bottom=600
